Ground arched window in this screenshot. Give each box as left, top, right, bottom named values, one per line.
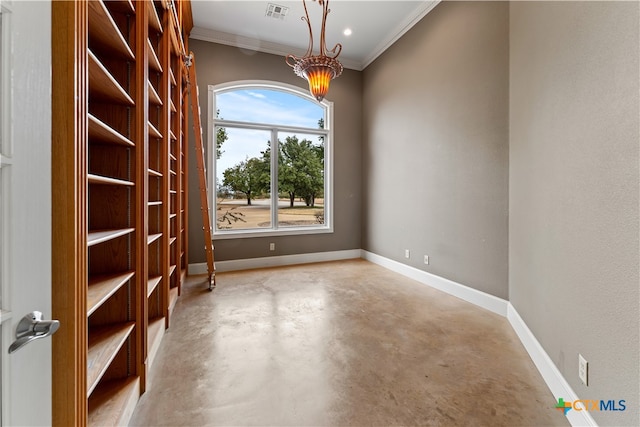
left=208, top=81, right=333, bottom=238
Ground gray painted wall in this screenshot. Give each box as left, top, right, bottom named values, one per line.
left=187, top=3, right=639, bottom=422
left=361, top=1, right=510, bottom=299
left=509, top=2, right=639, bottom=426
left=187, top=40, right=362, bottom=263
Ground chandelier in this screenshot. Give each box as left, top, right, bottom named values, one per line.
left=286, top=0, right=343, bottom=102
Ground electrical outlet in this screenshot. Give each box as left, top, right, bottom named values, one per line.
left=424, top=255, right=429, bottom=265
left=405, top=249, right=410, bottom=259
left=269, top=242, right=275, bottom=251
left=578, top=354, right=588, bottom=386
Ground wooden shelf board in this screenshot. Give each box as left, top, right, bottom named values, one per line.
left=169, top=213, right=177, bottom=219
left=104, top=0, right=135, bottom=15
left=147, top=275, right=162, bottom=298
left=148, top=168, right=163, bottom=177
left=88, top=173, right=134, bottom=187
left=169, top=153, right=177, bottom=161
left=169, top=130, right=177, bottom=141
left=170, top=99, right=177, bottom=113
left=167, top=7, right=185, bottom=56
left=169, top=237, right=177, bottom=246
left=88, top=114, right=134, bottom=147
left=168, top=286, right=179, bottom=314
left=169, top=68, right=177, bottom=86
left=169, top=26, right=180, bottom=56
left=169, top=190, right=177, bottom=195
left=88, top=376, right=140, bottom=427
left=147, top=233, right=162, bottom=245
left=147, top=39, right=163, bottom=73
left=88, top=0, right=135, bottom=60
left=88, top=50, right=134, bottom=105
left=148, top=0, right=163, bottom=34
left=148, top=200, right=162, bottom=207
left=87, top=271, right=135, bottom=317
left=148, top=121, right=163, bottom=139
left=147, top=317, right=165, bottom=369
left=87, top=322, right=135, bottom=397
left=148, top=80, right=163, bottom=106
left=87, top=228, right=135, bottom=247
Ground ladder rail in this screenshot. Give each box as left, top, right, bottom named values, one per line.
left=185, top=52, right=216, bottom=290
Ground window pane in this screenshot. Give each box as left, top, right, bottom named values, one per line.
left=215, top=127, right=271, bottom=230
left=216, top=89, right=323, bottom=128
left=277, top=132, right=325, bottom=228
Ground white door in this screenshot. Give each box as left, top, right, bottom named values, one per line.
left=0, top=1, right=53, bottom=426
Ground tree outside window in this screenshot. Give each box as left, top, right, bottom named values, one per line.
left=209, top=83, right=333, bottom=236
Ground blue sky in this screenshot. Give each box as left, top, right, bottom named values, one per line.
left=214, top=89, right=324, bottom=182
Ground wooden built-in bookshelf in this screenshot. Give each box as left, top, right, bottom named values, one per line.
left=52, top=1, right=192, bottom=425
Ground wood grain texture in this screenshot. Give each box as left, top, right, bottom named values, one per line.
left=88, top=114, right=134, bottom=147
left=88, top=51, right=134, bottom=105
left=134, top=0, right=150, bottom=393
left=87, top=322, right=135, bottom=396
left=88, top=377, right=140, bottom=426
left=88, top=0, right=134, bottom=60
left=52, top=1, right=88, bottom=425
left=87, top=228, right=135, bottom=247
left=88, top=271, right=136, bottom=316
left=53, top=2, right=191, bottom=424
left=147, top=39, right=163, bottom=73
left=146, top=317, right=165, bottom=369
left=147, top=276, right=162, bottom=298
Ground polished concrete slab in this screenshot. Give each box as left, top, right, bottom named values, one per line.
left=130, top=259, right=569, bottom=426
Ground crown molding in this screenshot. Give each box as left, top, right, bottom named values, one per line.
left=189, top=0, right=441, bottom=72
left=362, top=0, right=441, bottom=69
left=190, top=27, right=364, bottom=71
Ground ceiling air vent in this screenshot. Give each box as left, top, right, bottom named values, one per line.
left=265, top=3, right=289, bottom=20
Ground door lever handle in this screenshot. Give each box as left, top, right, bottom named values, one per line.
left=8, top=311, right=60, bottom=354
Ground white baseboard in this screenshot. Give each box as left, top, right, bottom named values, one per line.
left=361, top=250, right=508, bottom=317
left=188, top=249, right=361, bottom=274
left=507, top=304, right=596, bottom=427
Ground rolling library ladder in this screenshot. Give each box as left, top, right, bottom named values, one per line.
left=185, top=52, right=216, bottom=290
left=50, top=1, right=214, bottom=425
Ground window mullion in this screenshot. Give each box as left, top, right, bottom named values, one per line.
left=271, top=128, right=279, bottom=230
left=210, top=83, right=333, bottom=237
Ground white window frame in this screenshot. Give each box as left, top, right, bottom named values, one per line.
left=207, top=80, right=334, bottom=239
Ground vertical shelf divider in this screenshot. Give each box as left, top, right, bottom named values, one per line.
left=52, top=1, right=192, bottom=424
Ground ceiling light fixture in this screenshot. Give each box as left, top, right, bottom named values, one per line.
left=285, top=0, right=343, bottom=102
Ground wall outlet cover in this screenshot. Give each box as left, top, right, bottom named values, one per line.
left=578, top=353, right=588, bottom=386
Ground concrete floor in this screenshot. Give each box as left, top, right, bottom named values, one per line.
left=129, top=259, right=569, bottom=426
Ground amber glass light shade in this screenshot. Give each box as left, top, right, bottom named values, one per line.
left=304, top=66, right=333, bottom=102
left=285, top=0, right=343, bottom=102
left=292, top=55, right=343, bottom=102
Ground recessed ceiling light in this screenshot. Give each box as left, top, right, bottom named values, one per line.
left=343, top=28, right=352, bottom=36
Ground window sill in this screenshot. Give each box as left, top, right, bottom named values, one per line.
left=213, top=225, right=333, bottom=240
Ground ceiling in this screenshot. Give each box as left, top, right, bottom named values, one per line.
left=190, top=1, right=441, bottom=71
